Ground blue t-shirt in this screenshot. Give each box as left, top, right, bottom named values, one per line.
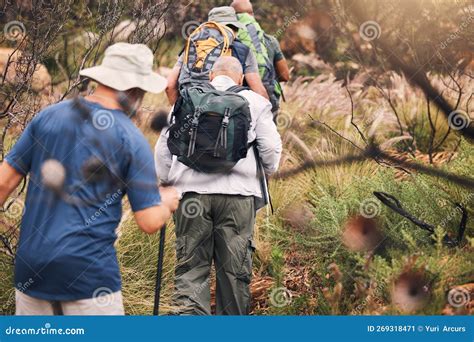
left=6, top=99, right=161, bottom=301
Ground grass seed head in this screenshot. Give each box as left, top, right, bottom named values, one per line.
left=82, top=157, right=110, bottom=183
left=342, top=215, right=383, bottom=252
left=281, top=203, right=315, bottom=231
left=392, top=270, right=430, bottom=313
left=41, top=159, right=66, bottom=193
left=150, top=110, right=169, bottom=132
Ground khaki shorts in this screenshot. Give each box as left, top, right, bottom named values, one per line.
left=15, top=289, right=125, bottom=315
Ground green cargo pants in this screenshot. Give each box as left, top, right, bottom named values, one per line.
left=173, top=192, right=256, bottom=315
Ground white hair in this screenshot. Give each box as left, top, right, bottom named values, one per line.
left=211, top=56, right=243, bottom=77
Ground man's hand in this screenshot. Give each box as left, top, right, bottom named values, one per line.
left=159, top=186, right=180, bottom=213
left=134, top=186, right=180, bottom=234
left=0, top=162, right=24, bottom=207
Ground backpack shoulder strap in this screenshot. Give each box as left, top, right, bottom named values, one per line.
left=246, top=23, right=264, bottom=55
left=194, top=82, right=216, bottom=91
left=182, top=81, right=215, bottom=95
left=226, top=85, right=249, bottom=93
left=230, top=41, right=250, bottom=67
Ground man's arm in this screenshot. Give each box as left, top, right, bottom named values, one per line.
left=253, top=100, right=282, bottom=174
left=134, top=207, right=169, bottom=234
left=245, top=72, right=269, bottom=99
left=136, top=121, right=180, bottom=234
left=243, top=50, right=269, bottom=99
left=275, top=58, right=290, bottom=82
left=132, top=125, right=179, bottom=234
left=0, top=116, right=37, bottom=207
left=165, top=65, right=181, bottom=105
left=154, top=126, right=173, bottom=184
left=0, top=162, right=24, bottom=207
left=268, top=34, right=290, bottom=82
left=126, top=134, right=178, bottom=235
left=133, top=186, right=179, bottom=234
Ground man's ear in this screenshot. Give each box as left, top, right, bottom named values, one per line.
left=239, top=75, right=244, bottom=86
left=127, top=88, right=145, bottom=103
left=124, top=88, right=145, bottom=113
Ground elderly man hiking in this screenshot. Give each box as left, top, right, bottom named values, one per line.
left=231, top=0, right=290, bottom=114
left=166, top=6, right=268, bottom=104
left=155, top=56, right=282, bottom=315
left=0, top=43, right=179, bottom=315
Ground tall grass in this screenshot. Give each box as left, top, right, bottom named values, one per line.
left=254, top=72, right=473, bottom=315
left=1, top=72, right=472, bottom=316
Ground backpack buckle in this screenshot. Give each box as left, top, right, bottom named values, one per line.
left=222, top=108, right=231, bottom=127
left=191, top=107, right=202, bottom=127
left=222, top=117, right=229, bottom=127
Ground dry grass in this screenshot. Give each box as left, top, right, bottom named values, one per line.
left=1, top=70, right=472, bottom=316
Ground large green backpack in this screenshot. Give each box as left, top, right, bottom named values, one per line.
left=237, top=13, right=280, bottom=111
left=167, top=83, right=252, bottom=173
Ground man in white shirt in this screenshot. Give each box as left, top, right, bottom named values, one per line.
left=155, top=56, right=282, bottom=315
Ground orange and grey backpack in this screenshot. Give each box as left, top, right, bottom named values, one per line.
left=178, top=21, right=236, bottom=87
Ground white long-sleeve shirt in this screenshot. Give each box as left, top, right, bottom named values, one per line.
left=154, top=75, right=282, bottom=199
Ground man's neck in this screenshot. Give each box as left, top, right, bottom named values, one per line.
left=85, top=86, right=122, bottom=110
left=212, top=75, right=238, bottom=85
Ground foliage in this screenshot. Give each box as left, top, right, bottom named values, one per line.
left=0, top=0, right=472, bottom=316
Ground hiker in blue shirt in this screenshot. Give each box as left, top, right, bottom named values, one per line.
left=0, top=43, right=180, bottom=315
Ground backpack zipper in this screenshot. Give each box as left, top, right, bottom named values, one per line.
left=187, top=106, right=202, bottom=157
left=214, top=107, right=231, bottom=157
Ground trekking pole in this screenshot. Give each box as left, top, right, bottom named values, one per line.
left=153, top=222, right=166, bottom=315
left=153, top=181, right=173, bottom=316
